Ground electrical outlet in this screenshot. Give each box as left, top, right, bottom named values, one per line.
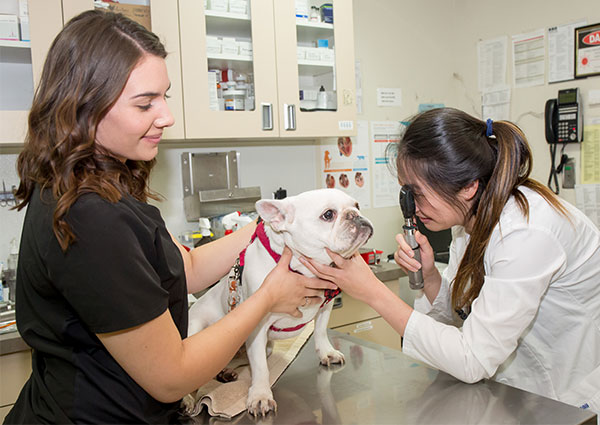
left=562, top=158, right=575, bottom=189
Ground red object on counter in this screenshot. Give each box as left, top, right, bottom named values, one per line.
left=359, top=249, right=383, bottom=265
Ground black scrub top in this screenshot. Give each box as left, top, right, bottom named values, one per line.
left=5, top=187, right=188, bottom=424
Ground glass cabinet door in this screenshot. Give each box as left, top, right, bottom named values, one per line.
left=295, top=1, right=337, bottom=112
left=274, top=0, right=356, bottom=138
left=179, top=0, right=280, bottom=139
left=0, top=0, right=35, bottom=144
left=204, top=0, right=256, bottom=113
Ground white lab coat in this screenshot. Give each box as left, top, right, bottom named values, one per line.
left=402, top=186, right=600, bottom=414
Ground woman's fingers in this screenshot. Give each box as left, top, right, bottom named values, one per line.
left=277, top=246, right=293, bottom=268
left=324, top=248, right=346, bottom=268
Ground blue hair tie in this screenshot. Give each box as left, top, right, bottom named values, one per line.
left=486, top=118, right=493, bottom=137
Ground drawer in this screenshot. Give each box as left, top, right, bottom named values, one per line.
left=333, top=316, right=402, bottom=351
left=0, top=350, right=31, bottom=407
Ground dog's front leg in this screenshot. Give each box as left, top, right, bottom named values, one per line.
left=245, top=325, right=276, bottom=416
left=314, top=302, right=345, bottom=366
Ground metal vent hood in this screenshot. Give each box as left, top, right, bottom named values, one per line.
left=181, top=151, right=261, bottom=222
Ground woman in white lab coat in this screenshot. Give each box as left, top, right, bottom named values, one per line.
left=301, top=107, right=600, bottom=414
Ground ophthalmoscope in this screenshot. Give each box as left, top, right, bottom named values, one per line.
left=399, top=187, right=424, bottom=289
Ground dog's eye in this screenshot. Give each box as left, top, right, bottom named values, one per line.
left=321, top=209, right=336, bottom=221
left=355, top=202, right=360, bottom=210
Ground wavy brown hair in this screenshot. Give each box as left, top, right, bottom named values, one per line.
left=14, top=10, right=167, bottom=251
left=395, top=108, right=568, bottom=312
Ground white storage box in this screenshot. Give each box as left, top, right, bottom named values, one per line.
left=206, top=36, right=222, bottom=54
left=221, top=37, right=238, bottom=55
left=305, top=47, right=321, bottom=61
left=228, top=0, right=247, bottom=15
left=238, top=40, right=252, bottom=57
left=208, top=0, right=228, bottom=12
left=19, top=15, right=29, bottom=41
left=319, top=48, right=335, bottom=63
left=0, top=14, right=19, bottom=41
left=18, top=0, right=28, bottom=17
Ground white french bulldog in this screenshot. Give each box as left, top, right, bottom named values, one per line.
left=184, top=188, right=373, bottom=416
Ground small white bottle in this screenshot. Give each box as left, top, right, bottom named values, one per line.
left=317, top=85, right=327, bottom=109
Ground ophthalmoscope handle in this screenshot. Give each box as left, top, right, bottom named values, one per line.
left=403, top=222, right=424, bottom=290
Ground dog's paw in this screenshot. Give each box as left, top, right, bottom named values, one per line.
left=216, top=367, right=238, bottom=383
left=247, top=387, right=277, bottom=417
left=317, top=348, right=345, bottom=366
left=180, top=393, right=201, bottom=417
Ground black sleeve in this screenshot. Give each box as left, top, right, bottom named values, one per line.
left=48, top=195, right=169, bottom=334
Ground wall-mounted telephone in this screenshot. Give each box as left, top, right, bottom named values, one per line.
left=545, top=88, right=583, bottom=144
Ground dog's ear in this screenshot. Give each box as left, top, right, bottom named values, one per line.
left=255, top=199, right=295, bottom=231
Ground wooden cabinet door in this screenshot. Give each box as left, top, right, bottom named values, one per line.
left=179, top=0, right=280, bottom=139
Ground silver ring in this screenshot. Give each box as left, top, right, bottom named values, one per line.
left=303, top=296, right=309, bottom=307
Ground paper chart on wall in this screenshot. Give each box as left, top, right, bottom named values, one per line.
left=482, top=86, right=511, bottom=121
left=371, top=121, right=404, bottom=208
left=319, top=121, right=371, bottom=209
left=512, top=29, right=545, bottom=88
left=575, top=184, right=600, bottom=229
left=581, top=125, right=600, bottom=184
left=478, top=36, right=508, bottom=92
left=548, top=20, right=587, bottom=83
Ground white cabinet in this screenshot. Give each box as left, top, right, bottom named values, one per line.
left=0, top=0, right=184, bottom=144
left=0, top=350, right=31, bottom=422
left=179, top=0, right=357, bottom=139
left=0, top=0, right=62, bottom=145
left=1, top=0, right=357, bottom=144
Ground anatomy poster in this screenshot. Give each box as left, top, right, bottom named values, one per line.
left=319, top=121, right=371, bottom=208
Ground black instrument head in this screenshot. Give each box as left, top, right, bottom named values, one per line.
left=399, top=186, right=416, bottom=218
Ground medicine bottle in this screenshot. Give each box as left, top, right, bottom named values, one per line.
left=310, top=6, right=320, bottom=22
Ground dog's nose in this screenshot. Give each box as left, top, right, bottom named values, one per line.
left=345, top=210, right=358, bottom=220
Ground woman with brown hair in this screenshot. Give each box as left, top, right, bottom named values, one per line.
left=6, top=10, right=334, bottom=424
left=302, top=108, right=600, bottom=414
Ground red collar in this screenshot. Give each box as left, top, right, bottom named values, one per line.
left=238, top=221, right=341, bottom=332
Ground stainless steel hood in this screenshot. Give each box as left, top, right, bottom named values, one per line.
left=181, top=151, right=261, bottom=222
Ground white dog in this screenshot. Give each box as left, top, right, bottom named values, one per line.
left=184, top=188, right=373, bottom=416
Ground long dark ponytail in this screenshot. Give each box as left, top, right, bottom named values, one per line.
left=396, top=108, right=568, bottom=311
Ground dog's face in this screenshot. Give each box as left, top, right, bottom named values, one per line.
left=255, top=189, right=373, bottom=264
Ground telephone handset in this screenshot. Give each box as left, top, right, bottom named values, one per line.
left=544, top=88, right=583, bottom=144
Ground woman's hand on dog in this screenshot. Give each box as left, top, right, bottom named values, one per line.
left=259, top=247, right=337, bottom=317
left=299, top=249, right=379, bottom=306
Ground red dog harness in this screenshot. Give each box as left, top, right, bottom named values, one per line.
left=228, top=221, right=341, bottom=333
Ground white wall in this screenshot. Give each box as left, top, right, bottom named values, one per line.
left=452, top=0, right=600, bottom=206
left=349, top=0, right=459, bottom=256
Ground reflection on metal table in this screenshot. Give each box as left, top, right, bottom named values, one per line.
left=184, top=329, right=597, bottom=425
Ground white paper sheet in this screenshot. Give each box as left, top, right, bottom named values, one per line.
left=478, top=36, right=508, bottom=92
left=482, top=86, right=511, bottom=121
left=575, top=184, right=600, bottom=229
left=582, top=125, right=600, bottom=184
left=548, top=20, right=587, bottom=83
left=371, top=121, right=404, bottom=208
left=512, top=29, right=545, bottom=88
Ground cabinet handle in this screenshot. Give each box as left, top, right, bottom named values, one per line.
left=284, top=104, right=296, bottom=131
left=261, top=103, right=273, bottom=130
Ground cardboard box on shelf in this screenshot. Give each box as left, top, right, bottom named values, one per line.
left=106, top=3, right=151, bottom=31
